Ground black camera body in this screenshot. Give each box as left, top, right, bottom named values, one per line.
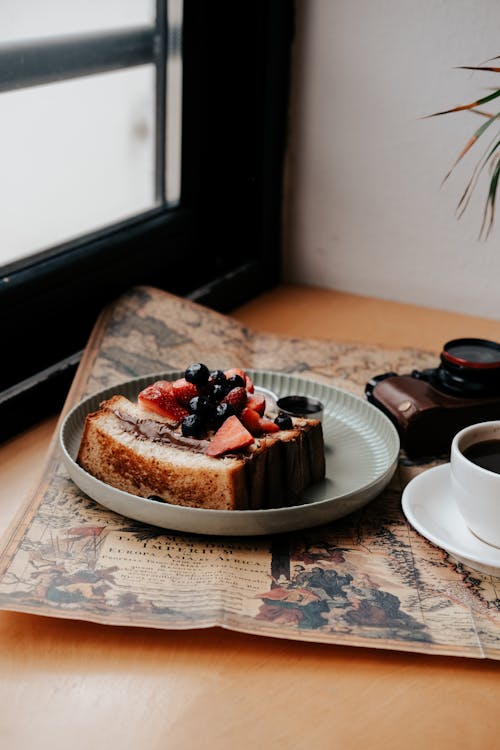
left=365, top=338, right=500, bottom=458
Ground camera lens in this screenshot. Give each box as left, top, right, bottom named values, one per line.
left=442, top=339, right=500, bottom=368
left=437, top=338, right=500, bottom=396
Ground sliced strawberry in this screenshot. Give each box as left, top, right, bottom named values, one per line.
left=172, top=378, right=198, bottom=406
left=246, top=392, right=266, bottom=416
left=259, top=417, right=280, bottom=433
left=138, top=380, right=189, bottom=423
left=222, top=386, right=247, bottom=413
left=245, top=373, right=255, bottom=393
left=206, top=415, right=254, bottom=457
left=240, top=406, right=262, bottom=435
left=240, top=407, right=280, bottom=435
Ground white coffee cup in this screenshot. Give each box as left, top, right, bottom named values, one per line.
left=450, top=421, right=500, bottom=548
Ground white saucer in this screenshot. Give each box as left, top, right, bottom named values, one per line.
left=402, top=463, right=500, bottom=576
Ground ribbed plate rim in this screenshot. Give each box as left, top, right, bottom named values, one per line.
left=59, top=370, right=400, bottom=532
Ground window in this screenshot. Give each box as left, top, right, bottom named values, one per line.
left=1, top=0, right=181, bottom=266
left=0, top=1, right=294, bottom=439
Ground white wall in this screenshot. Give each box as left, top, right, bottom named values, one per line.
left=284, top=0, right=500, bottom=320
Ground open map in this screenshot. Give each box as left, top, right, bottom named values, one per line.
left=1, top=287, right=499, bottom=658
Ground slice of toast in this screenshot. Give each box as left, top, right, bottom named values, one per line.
left=77, top=395, right=325, bottom=510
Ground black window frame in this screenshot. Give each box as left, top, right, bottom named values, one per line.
left=0, top=0, right=294, bottom=440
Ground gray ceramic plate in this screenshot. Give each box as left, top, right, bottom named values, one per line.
left=60, top=370, right=400, bottom=536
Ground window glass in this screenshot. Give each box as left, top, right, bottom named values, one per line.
left=2, top=0, right=156, bottom=43
left=165, top=0, right=183, bottom=206
left=0, top=65, right=156, bottom=266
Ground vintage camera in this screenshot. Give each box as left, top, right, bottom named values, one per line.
left=365, top=338, right=500, bottom=457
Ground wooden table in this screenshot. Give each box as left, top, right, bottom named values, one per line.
left=1, top=285, right=499, bottom=750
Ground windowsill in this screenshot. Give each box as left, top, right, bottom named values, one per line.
left=231, top=284, right=500, bottom=352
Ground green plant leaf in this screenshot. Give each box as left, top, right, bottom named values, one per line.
left=427, top=88, right=500, bottom=118
left=457, top=136, right=500, bottom=218
left=432, top=58, right=500, bottom=236
left=480, top=158, right=500, bottom=238
left=443, top=111, right=500, bottom=183
left=457, top=66, right=500, bottom=73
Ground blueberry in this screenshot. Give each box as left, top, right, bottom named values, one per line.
left=210, top=369, right=227, bottom=385
left=211, top=383, right=228, bottom=402
left=181, top=414, right=205, bottom=438
left=226, top=373, right=245, bottom=390
left=214, top=402, right=236, bottom=427
left=275, top=413, right=293, bottom=430
left=185, top=363, right=210, bottom=386
left=189, top=395, right=215, bottom=418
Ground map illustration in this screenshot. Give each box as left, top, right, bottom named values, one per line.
left=1, top=287, right=499, bottom=658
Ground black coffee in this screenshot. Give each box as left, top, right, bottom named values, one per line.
left=463, top=439, right=500, bottom=474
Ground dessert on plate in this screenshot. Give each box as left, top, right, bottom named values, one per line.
left=77, top=364, right=325, bottom=511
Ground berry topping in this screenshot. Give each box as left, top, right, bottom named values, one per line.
left=246, top=392, right=266, bottom=416
left=172, top=378, right=198, bottom=406
left=225, top=367, right=254, bottom=393
left=239, top=406, right=262, bottom=434
left=138, top=381, right=189, bottom=423
left=214, top=402, right=236, bottom=427
left=210, top=369, right=227, bottom=385
left=244, top=373, right=255, bottom=393
left=181, top=413, right=205, bottom=438
left=225, top=367, right=247, bottom=381
left=226, top=373, right=246, bottom=390
left=206, top=416, right=254, bottom=457
left=211, top=383, right=228, bottom=402
left=259, top=417, right=280, bottom=433
left=188, top=395, right=215, bottom=419
left=275, top=413, right=293, bottom=430
left=138, top=364, right=295, bottom=453
left=184, top=363, right=210, bottom=386
left=241, top=407, right=280, bottom=435
left=222, top=386, right=247, bottom=413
